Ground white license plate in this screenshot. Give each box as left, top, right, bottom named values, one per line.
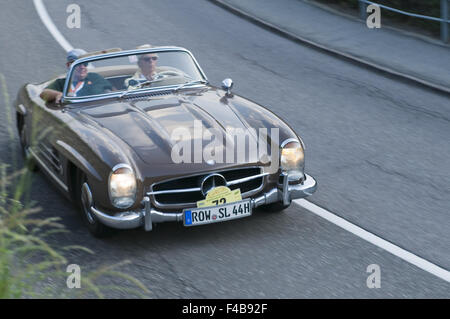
left=183, top=199, right=252, bottom=227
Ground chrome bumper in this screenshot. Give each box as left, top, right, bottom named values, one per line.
left=90, top=173, right=317, bottom=231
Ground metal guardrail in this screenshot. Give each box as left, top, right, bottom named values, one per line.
left=358, top=0, right=450, bottom=43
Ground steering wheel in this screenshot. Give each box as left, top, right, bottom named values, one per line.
left=156, top=70, right=184, bottom=78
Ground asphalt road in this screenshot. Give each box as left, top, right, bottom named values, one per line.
left=0, top=0, right=449, bottom=297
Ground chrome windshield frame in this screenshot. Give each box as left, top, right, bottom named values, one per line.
left=61, top=47, right=209, bottom=104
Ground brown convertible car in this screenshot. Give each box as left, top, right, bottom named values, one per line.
left=15, top=46, right=317, bottom=237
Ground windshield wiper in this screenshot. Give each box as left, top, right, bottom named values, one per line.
left=119, top=79, right=207, bottom=99
left=119, top=79, right=163, bottom=99
left=173, top=80, right=207, bottom=93
left=132, top=78, right=165, bottom=90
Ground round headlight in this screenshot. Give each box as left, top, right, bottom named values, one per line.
left=280, top=139, right=305, bottom=179
left=108, top=164, right=137, bottom=209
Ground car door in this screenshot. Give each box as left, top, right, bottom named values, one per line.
left=28, top=85, right=70, bottom=192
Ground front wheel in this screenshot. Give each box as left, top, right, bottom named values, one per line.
left=19, top=122, right=38, bottom=171
left=77, top=172, right=114, bottom=238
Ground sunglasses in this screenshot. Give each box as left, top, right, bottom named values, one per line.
left=140, top=56, right=158, bottom=62
left=75, top=62, right=89, bottom=67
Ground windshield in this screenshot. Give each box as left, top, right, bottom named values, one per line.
left=64, top=49, right=206, bottom=100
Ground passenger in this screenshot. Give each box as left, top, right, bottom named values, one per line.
left=40, top=49, right=112, bottom=103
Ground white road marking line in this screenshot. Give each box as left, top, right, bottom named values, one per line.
left=33, top=0, right=73, bottom=52
left=34, top=0, right=450, bottom=285
left=294, top=199, right=450, bottom=283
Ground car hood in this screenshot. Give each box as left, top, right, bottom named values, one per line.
left=77, top=89, right=276, bottom=166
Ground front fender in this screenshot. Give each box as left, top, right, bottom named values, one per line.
left=58, top=112, right=140, bottom=211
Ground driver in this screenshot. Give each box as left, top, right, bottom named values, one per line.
left=124, top=52, right=161, bottom=88
left=40, top=49, right=112, bottom=103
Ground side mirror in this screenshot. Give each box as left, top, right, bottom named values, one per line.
left=221, top=78, right=233, bottom=96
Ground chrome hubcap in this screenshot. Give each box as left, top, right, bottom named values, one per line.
left=20, top=125, right=31, bottom=159
left=81, top=182, right=95, bottom=224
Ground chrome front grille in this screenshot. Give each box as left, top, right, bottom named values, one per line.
left=148, top=167, right=267, bottom=208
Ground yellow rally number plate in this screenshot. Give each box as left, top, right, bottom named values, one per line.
left=196, top=186, right=242, bottom=208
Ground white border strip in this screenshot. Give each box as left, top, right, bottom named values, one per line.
left=33, top=0, right=73, bottom=52
left=33, top=0, right=450, bottom=285
left=295, top=199, right=450, bottom=283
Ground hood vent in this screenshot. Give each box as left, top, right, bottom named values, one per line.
left=123, top=90, right=173, bottom=101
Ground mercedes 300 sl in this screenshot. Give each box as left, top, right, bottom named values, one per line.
left=15, top=46, right=317, bottom=237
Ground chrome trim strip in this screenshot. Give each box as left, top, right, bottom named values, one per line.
left=38, top=147, right=62, bottom=175
left=148, top=166, right=265, bottom=208
left=41, top=144, right=61, bottom=165
left=63, top=84, right=208, bottom=104
left=29, top=148, right=69, bottom=192
left=147, top=187, right=202, bottom=195
left=90, top=207, right=144, bottom=230
left=88, top=173, right=317, bottom=231
left=143, top=196, right=152, bottom=231
left=281, top=172, right=290, bottom=206
left=149, top=166, right=262, bottom=191
left=226, top=172, right=269, bottom=186
left=17, top=104, right=27, bottom=115
left=112, top=163, right=133, bottom=172
left=149, top=178, right=266, bottom=209
left=150, top=187, right=265, bottom=210
left=280, top=138, right=300, bottom=148
left=146, top=166, right=269, bottom=196
left=298, top=136, right=306, bottom=150
left=62, top=47, right=208, bottom=104
left=146, top=173, right=268, bottom=195
left=40, top=143, right=63, bottom=174
left=103, top=75, right=128, bottom=80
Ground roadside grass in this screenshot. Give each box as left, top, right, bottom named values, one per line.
left=0, top=73, right=150, bottom=298
left=0, top=165, right=150, bottom=298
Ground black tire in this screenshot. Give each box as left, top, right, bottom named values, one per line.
left=260, top=201, right=291, bottom=213
left=19, top=121, right=38, bottom=172
left=76, top=171, right=114, bottom=238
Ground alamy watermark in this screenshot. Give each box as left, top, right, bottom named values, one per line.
left=170, top=120, right=281, bottom=173
left=66, top=264, right=81, bottom=288
left=366, top=4, right=381, bottom=29
left=366, top=264, right=381, bottom=288
left=66, top=4, right=81, bottom=29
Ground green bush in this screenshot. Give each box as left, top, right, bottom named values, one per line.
left=0, top=73, right=150, bottom=299
left=0, top=164, right=151, bottom=298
